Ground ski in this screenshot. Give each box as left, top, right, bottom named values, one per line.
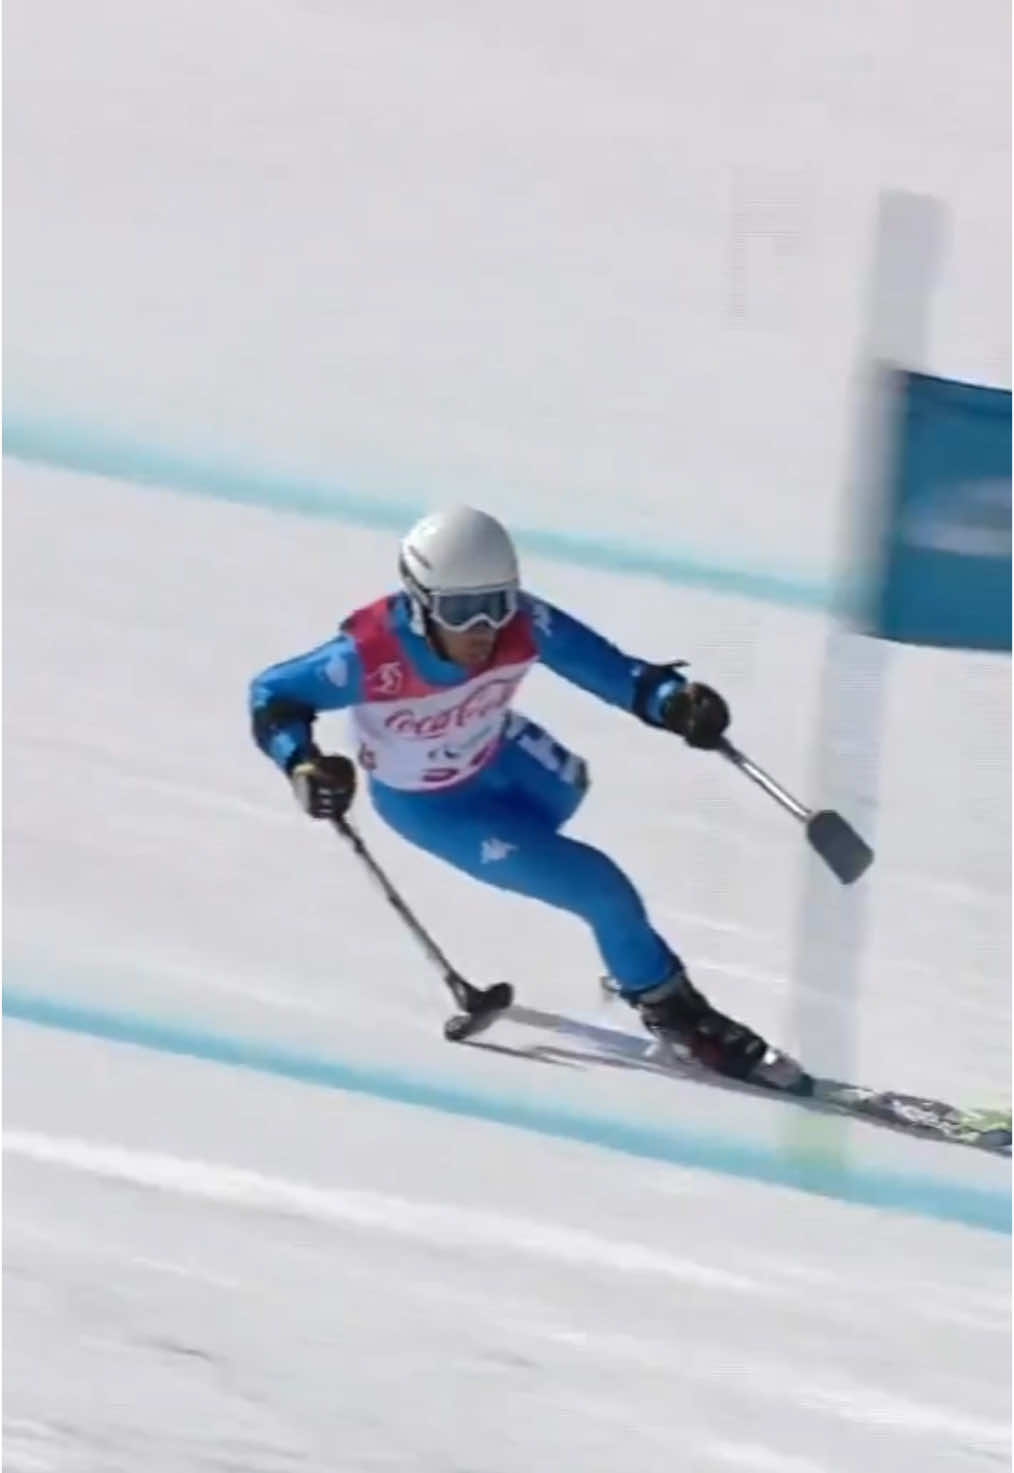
left=811, top=1082, right=1012, bottom=1153
left=454, top=999, right=1011, bottom=1156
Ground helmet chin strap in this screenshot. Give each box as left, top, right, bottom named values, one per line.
left=399, top=554, right=433, bottom=639
left=404, top=594, right=451, bottom=660
left=407, top=593, right=428, bottom=638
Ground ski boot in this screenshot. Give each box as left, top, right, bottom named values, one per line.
left=625, top=968, right=808, bottom=1092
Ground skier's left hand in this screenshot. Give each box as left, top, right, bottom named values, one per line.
left=659, top=681, right=730, bottom=749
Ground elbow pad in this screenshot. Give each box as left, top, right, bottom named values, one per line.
left=632, top=662, right=688, bottom=728
left=251, top=696, right=318, bottom=767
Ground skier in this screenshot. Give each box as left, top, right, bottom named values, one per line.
left=249, top=505, right=795, bottom=1087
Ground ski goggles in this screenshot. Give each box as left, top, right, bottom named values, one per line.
left=428, top=585, right=519, bottom=632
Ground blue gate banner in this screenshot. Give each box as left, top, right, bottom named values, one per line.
left=869, top=370, right=1011, bottom=652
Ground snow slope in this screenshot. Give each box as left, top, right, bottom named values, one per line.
left=5, top=1029, right=1009, bottom=1473
left=4, top=0, right=1010, bottom=1465
left=3, top=461, right=1010, bottom=1471
left=5, top=0, right=1010, bottom=576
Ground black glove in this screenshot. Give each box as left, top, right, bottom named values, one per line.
left=659, top=682, right=730, bottom=749
left=290, top=751, right=357, bottom=820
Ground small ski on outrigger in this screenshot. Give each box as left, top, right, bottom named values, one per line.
left=443, top=980, right=516, bottom=1043
left=442, top=980, right=1011, bottom=1157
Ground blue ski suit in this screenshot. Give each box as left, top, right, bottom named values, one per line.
left=249, top=592, right=686, bottom=992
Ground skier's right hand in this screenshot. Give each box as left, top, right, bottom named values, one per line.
left=289, top=751, right=357, bottom=820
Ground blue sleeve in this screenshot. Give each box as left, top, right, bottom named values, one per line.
left=523, top=595, right=686, bottom=722
left=248, top=632, right=365, bottom=772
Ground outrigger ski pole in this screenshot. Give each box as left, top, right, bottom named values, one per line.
left=717, top=738, right=874, bottom=884
left=331, top=816, right=513, bottom=1039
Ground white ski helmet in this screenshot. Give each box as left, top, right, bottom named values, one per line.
left=399, top=506, right=520, bottom=632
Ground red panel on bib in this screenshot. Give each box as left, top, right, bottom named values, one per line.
left=343, top=596, right=537, bottom=704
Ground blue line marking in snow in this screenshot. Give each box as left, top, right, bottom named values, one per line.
left=4, top=989, right=1009, bottom=1234
left=3, top=414, right=831, bottom=610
